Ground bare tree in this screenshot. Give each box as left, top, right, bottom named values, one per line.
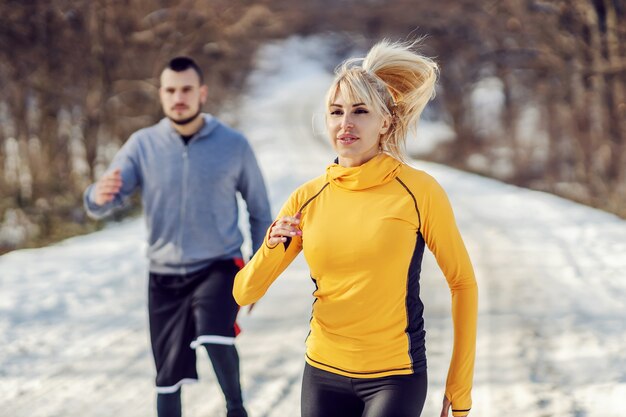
left=0, top=0, right=624, bottom=252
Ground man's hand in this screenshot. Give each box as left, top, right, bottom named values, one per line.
left=94, top=169, right=123, bottom=205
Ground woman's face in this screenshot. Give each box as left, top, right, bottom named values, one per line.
left=326, top=93, right=390, bottom=167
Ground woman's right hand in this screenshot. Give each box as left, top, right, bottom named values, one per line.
left=268, top=212, right=302, bottom=246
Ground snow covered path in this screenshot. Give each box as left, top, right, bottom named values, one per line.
left=1, top=37, right=625, bottom=417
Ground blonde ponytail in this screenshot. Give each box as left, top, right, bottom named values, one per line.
left=326, top=39, right=439, bottom=162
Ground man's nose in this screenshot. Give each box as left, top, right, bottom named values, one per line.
left=174, top=90, right=185, bottom=101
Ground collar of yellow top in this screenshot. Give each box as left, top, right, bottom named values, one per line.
left=326, top=153, right=402, bottom=191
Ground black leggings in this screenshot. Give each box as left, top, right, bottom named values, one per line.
left=301, top=363, right=427, bottom=417
left=157, top=344, right=247, bottom=417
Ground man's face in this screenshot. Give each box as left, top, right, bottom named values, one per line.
left=159, top=68, right=208, bottom=124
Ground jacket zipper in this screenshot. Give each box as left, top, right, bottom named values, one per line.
left=178, top=144, right=189, bottom=274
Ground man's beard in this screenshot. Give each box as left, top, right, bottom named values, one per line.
left=167, top=105, right=202, bottom=126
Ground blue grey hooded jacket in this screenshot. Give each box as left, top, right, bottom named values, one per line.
left=84, top=114, right=273, bottom=274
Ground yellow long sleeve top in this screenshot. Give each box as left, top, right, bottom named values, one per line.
left=234, top=153, right=478, bottom=416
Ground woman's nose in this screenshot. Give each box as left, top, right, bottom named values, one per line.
left=341, top=114, right=354, bottom=129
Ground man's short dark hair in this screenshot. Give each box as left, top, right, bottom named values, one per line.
left=165, top=56, right=204, bottom=84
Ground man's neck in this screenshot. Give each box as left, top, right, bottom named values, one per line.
left=170, top=114, right=204, bottom=137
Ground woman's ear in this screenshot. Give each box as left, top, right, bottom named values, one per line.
left=379, top=115, right=392, bottom=135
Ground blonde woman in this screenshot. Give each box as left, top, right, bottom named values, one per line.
left=234, top=40, right=478, bottom=417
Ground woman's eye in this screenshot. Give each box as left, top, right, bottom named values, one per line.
left=330, top=110, right=343, bottom=116
left=354, top=108, right=369, bottom=114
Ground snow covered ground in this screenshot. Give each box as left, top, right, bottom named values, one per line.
left=1, top=36, right=625, bottom=417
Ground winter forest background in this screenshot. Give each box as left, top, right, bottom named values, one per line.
left=0, top=0, right=625, bottom=253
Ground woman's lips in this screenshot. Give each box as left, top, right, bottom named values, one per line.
left=338, top=134, right=358, bottom=145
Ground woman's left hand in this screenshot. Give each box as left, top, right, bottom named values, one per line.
left=440, top=395, right=452, bottom=417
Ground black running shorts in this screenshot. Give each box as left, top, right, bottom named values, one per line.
left=148, top=259, right=242, bottom=393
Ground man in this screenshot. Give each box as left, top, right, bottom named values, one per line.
left=84, top=56, right=272, bottom=417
